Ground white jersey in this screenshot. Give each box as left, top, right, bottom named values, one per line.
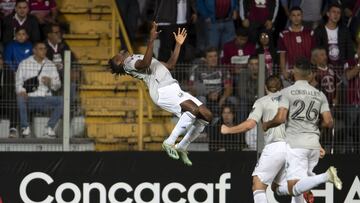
left=123, top=54, right=202, bottom=118
left=279, top=80, right=330, bottom=149
left=123, top=54, right=178, bottom=102
left=248, top=91, right=286, bottom=145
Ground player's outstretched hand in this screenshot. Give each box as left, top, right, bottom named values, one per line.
left=173, top=28, right=187, bottom=45
left=150, top=21, right=161, bottom=42
left=221, top=124, right=229, bottom=134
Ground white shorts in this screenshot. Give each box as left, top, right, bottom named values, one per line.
left=157, top=83, right=203, bottom=117
left=285, top=144, right=320, bottom=180
left=252, top=141, right=287, bottom=185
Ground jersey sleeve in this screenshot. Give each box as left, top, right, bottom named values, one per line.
left=278, top=89, right=290, bottom=109
left=248, top=100, right=263, bottom=123
left=320, top=92, right=331, bottom=113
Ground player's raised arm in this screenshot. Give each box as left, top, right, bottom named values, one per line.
left=221, top=119, right=257, bottom=134
left=134, top=22, right=160, bottom=70
left=263, top=107, right=288, bottom=131
left=162, top=28, right=187, bottom=69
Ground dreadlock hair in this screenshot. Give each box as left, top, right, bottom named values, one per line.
left=108, top=56, right=126, bottom=76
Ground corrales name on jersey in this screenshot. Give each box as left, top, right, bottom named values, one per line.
left=290, top=90, right=321, bottom=97
left=19, top=172, right=231, bottom=203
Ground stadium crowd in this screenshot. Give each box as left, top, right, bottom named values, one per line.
left=145, top=0, right=360, bottom=153
left=0, top=0, right=71, bottom=138
left=0, top=0, right=359, bottom=154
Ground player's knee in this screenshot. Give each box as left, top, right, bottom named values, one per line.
left=252, top=176, right=267, bottom=191
left=189, top=106, right=200, bottom=117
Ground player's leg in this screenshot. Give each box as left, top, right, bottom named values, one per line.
left=174, top=101, right=212, bottom=165
left=158, top=84, right=201, bottom=160
left=176, top=104, right=212, bottom=149
left=253, top=142, right=287, bottom=203
left=291, top=149, right=342, bottom=196
left=162, top=109, right=197, bottom=160
left=253, top=176, right=268, bottom=203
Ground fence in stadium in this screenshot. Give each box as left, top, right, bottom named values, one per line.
left=0, top=52, right=359, bottom=154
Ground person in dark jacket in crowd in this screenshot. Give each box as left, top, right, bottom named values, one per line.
left=314, top=3, right=354, bottom=67
left=154, top=0, right=197, bottom=63
left=2, top=0, right=40, bottom=46
left=239, top=0, right=280, bottom=43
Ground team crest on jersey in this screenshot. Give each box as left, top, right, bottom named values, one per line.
left=296, top=36, right=302, bottom=43
left=272, top=95, right=282, bottom=102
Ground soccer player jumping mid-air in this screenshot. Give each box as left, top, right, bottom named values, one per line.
left=108, top=22, right=213, bottom=166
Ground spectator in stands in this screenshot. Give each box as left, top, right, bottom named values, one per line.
left=344, top=43, right=360, bottom=153
left=16, top=41, right=62, bottom=138
left=44, top=23, right=78, bottom=98
left=28, top=0, right=57, bottom=25
left=4, top=27, right=32, bottom=72
left=197, top=0, right=238, bottom=50
left=239, top=0, right=279, bottom=43
left=154, top=0, right=197, bottom=62
left=209, top=104, right=245, bottom=151
left=2, top=0, right=40, bottom=46
left=29, top=0, right=58, bottom=39
left=115, top=0, right=140, bottom=46
left=44, top=23, right=68, bottom=79
left=256, top=30, right=278, bottom=76
left=281, top=0, right=328, bottom=29
left=3, top=27, right=32, bottom=137
left=278, top=6, right=314, bottom=84
left=0, top=0, right=16, bottom=19
left=221, top=27, right=256, bottom=67
left=311, top=47, right=340, bottom=107
left=314, top=3, right=354, bottom=67
left=311, top=46, right=341, bottom=152
left=234, top=55, right=259, bottom=121
left=189, top=47, right=234, bottom=116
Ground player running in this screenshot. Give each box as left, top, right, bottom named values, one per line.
left=263, top=58, right=342, bottom=202
left=108, top=22, right=212, bottom=166
left=222, top=75, right=311, bottom=203
left=221, top=75, right=288, bottom=203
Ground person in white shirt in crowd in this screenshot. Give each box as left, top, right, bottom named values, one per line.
left=16, top=41, right=62, bottom=138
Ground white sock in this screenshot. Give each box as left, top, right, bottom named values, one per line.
left=275, top=183, right=289, bottom=196
left=292, top=173, right=328, bottom=196
left=164, top=112, right=196, bottom=145
left=253, top=190, right=267, bottom=203
left=291, top=195, right=304, bottom=203
left=176, top=119, right=208, bottom=150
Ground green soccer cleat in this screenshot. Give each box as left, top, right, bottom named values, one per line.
left=162, top=141, right=179, bottom=160
left=175, top=145, right=192, bottom=166
left=327, top=166, right=342, bottom=190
